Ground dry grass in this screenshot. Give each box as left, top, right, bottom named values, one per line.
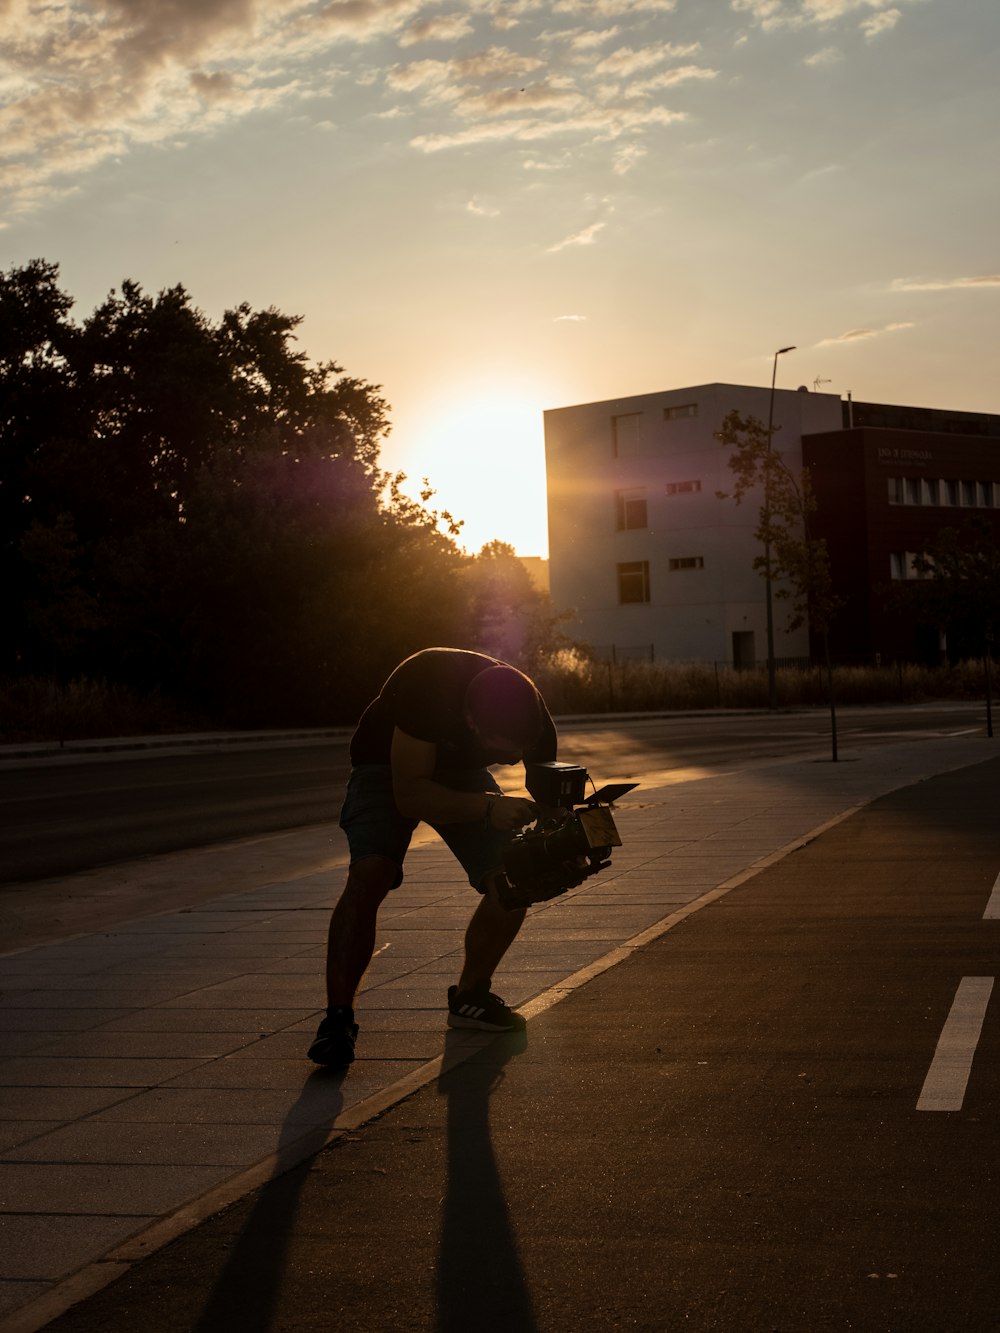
left=533, top=652, right=993, bottom=715
left=2, top=657, right=993, bottom=742
left=0, top=677, right=208, bottom=744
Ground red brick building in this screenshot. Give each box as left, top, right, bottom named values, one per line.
left=803, top=401, right=1000, bottom=663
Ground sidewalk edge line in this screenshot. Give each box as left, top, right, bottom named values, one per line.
left=520, top=804, right=863, bottom=1019
left=0, top=801, right=863, bottom=1333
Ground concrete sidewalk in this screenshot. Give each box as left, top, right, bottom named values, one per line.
left=0, top=734, right=993, bottom=1331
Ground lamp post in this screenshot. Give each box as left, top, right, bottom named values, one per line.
left=764, top=345, right=796, bottom=710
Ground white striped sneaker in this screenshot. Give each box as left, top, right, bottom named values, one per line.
left=447, top=982, right=526, bottom=1032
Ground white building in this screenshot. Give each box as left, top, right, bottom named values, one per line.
left=543, top=382, right=843, bottom=667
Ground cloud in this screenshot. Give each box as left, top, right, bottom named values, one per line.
left=815, top=321, right=914, bottom=346
left=453, top=46, right=547, bottom=78
left=1, top=0, right=715, bottom=223
left=467, top=195, right=500, bottom=215
left=190, top=70, right=239, bottom=102
left=455, top=81, right=585, bottom=118
left=803, top=46, right=842, bottom=64
left=798, top=162, right=844, bottom=181
left=411, top=102, right=686, bottom=151
left=554, top=312, right=588, bottom=320
left=860, top=7, right=901, bottom=37
left=595, top=41, right=701, bottom=76
left=523, top=156, right=567, bottom=169
left=612, top=141, right=647, bottom=172
left=0, top=0, right=338, bottom=222
left=566, top=26, right=622, bottom=50
left=388, top=48, right=592, bottom=124
left=388, top=47, right=545, bottom=94
left=731, top=0, right=785, bottom=25
left=309, top=0, right=429, bottom=41
left=552, top=0, right=677, bottom=14
left=803, top=0, right=899, bottom=19
left=732, top=0, right=917, bottom=33
left=547, top=220, right=607, bottom=251
left=399, top=12, right=475, bottom=45
left=625, top=64, right=718, bottom=96
left=890, top=274, right=1000, bottom=292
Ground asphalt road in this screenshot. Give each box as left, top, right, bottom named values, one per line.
left=0, top=702, right=985, bottom=884
left=37, top=753, right=1000, bottom=1333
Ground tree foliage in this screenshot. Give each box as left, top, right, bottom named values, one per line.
left=2, top=261, right=563, bottom=728
left=716, top=410, right=844, bottom=636
left=895, top=520, right=1000, bottom=659
left=461, top=540, right=574, bottom=671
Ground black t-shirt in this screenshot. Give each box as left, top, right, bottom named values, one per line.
left=349, top=648, right=557, bottom=773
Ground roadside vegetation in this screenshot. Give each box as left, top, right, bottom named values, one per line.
left=533, top=653, right=992, bottom=716
left=2, top=261, right=564, bottom=736
left=3, top=657, right=992, bottom=743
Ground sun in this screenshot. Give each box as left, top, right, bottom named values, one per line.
left=395, top=385, right=551, bottom=557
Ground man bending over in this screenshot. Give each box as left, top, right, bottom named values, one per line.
left=309, top=647, right=557, bottom=1068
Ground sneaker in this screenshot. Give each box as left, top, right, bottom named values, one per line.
left=308, top=1006, right=358, bottom=1067
left=447, top=982, right=526, bottom=1032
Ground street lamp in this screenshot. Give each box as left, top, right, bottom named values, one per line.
left=764, top=345, right=796, bottom=710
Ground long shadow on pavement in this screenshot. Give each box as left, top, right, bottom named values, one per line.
left=435, top=1028, right=536, bottom=1333
left=190, top=1069, right=347, bottom=1333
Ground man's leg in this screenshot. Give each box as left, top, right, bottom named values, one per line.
left=325, top=855, right=398, bottom=1006
left=456, top=875, right=526, bottom=992
left=447, top=874, right=529, bottom=1035
left=309, top=855, right=397, bottom=1067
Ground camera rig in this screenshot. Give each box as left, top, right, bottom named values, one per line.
left=497, top=762, right=637, bottom=911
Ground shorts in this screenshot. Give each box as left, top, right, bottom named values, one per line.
left=338, top=763, right=512, bottom=892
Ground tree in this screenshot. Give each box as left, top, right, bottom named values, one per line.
left=2, top=260, right=577, bottom=730
left=716, top=410, right=846, bottom=757
left=905, top=521, right=1000, bottom=644
left=461, top=541, right=575, bottom=673
left=1, top=261, right=399, bottom=698
left=16, top=514, right=103, bottom=677
left=0, top=260, right=80, bottom=617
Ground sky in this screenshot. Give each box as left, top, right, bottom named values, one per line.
left=3, top=0, right=998, bottom=557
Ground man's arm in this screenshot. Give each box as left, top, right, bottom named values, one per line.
left=390, top=728, right=536, bottom=830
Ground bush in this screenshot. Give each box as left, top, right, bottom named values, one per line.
left=0, top=677, right=210, bottom=743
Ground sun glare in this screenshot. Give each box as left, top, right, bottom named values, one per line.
left=398, top=389, right=551, bottom=557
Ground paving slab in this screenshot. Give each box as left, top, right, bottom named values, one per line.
left=0, top=734, right=993, bottom=1331
left=0, top=1217, right=151, bottom=1281
left=0, top=1163, right=232, bottom=1215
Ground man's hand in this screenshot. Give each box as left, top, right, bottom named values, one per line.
left=489, top=795, right=537, bottom=831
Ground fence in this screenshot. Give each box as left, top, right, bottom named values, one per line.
left=536, top=651, right=997, bottom=716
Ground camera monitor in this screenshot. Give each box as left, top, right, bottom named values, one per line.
left=526, top=762, right=637, bottom=810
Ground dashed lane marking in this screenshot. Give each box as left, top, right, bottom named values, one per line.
left=917, top=976, right=994, bottom=1112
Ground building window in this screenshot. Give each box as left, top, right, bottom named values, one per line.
left=617, top=561, right=650, bottom=604
left=888, top=477, right=903, bottom=505
left=923, top=478, right=940, bottom=506
left=665, top=479, right=701, bottom=496
left=612, top=412, right=642, bottom=457
left=890, top=551, right=930, bottom=580
left=905, top=477, right=921, bottom=505
left=664, top=402, right=698, bottom=421
left=668, top=556, right=705, bottom=571
left=979, top=481, right=995, bottom=508
left=962, top=479, right=977, bottom=507
left=615, top=488, right=648, bottom=530
left=945, top=479, right=960, bottom=506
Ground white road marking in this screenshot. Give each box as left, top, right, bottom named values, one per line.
left=917, top=977, right=994, bottom=1111
left=983, top=871, right=1000, bottom=919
